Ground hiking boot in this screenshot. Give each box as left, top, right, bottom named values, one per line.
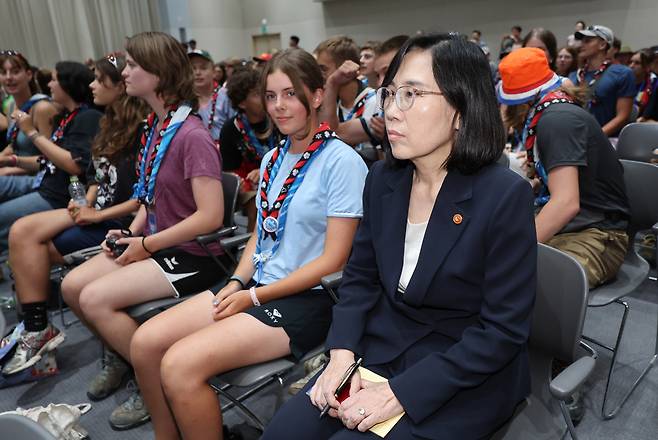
left=288, top=353, right=327, bottom=395
left=87, top=348, right=130, bottom=401
left=109, top=384, right=150, bottom=430
left=2, top=324, right=65, bottom=375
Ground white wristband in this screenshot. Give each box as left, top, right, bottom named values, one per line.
left=249, top=286, right=261, bottom=307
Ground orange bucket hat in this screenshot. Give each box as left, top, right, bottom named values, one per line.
left=497, top=47, right=562, bottom=105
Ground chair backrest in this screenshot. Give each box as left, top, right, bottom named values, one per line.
left=0, top=414, right=56, bottom=439
left=620, top=159, right=658, bottom=238
left=221, top=172, right=241, bottom=229
left=0, top=310, right=5, bottom=338
left=616, top=123, right=658, bottom=162
left=531, top=244, right=589, bottom=363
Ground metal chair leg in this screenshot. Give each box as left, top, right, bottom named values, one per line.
left=212, top=380, right=271, bottom=432
left=558, top=400, right=579, bottom=440
left=583, top=299, right=657, bottom=419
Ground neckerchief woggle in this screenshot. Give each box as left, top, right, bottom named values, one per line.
left=235, top=114, right=275, bottom=162
left=132, top=104, right=192, bottom=205
left=32, top=106, right=83, bottom=190
left=577, top=60, right=611, bottom=108
left=523, top=82, right=580, bottom=207
left=252, top=122, right=337, bottom=282
left=6, top=94, right=49, bottom=144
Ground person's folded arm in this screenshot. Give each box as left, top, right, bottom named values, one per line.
left=388, top=177, right=537, bottom=423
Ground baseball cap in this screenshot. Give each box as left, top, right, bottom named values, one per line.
left=496, top=47, right=562, bottom=105
left=575, top=25, right=614, bottom=46
left=187, top=49, right=214, bottom=63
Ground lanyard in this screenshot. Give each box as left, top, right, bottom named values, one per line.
left=6, top=95, right=49, bottom=144
left=252, top=122, right=337, bottom=281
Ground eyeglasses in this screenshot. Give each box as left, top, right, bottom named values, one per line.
left=376, top=85, right=443, bottom=112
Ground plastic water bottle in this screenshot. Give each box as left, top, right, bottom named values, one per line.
left=68, top=176, right=87, bottom=207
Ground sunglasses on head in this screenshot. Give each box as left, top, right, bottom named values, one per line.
left=106, top=54, right=118, bottom=70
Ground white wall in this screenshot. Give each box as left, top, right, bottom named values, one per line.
left=321, top=0, right=658, bottom=53
left=167, top=0, right=658, bottom=61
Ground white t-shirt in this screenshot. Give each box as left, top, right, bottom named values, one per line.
left=254, top=137, right=368, bottom=286
left=398, top=219, right=429, bottom=293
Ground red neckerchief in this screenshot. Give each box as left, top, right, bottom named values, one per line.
left=259, top=122, right=336, bottom=240
left=577, top=60, right=612, bottom=105
left=51, top=108, right=81, bottom=143
left=136, top=105, right=177, bottom=182
left=207, top=85, right=220, bottom=132
left=638, top=74, right=655, bottom=111
left=524, top=91, right=578, bottom=179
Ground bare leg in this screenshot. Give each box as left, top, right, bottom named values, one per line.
left=60, top=251, right=122, bottom=324
left=131, top=291, right=217, bottom=440
left=161, top=313, right=291, bottom=440
left=9, top=209, right=74, bottom=304
left=78, top=259, right=173, bottom=361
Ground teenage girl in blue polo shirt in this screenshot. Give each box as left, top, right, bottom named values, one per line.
left=129, top=48, right=368, bottom=439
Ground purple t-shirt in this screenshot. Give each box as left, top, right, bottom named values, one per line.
left=144, top=115, right=223, bottom=256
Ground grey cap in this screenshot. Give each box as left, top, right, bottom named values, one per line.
left=575, top=25, right=614, bottom=45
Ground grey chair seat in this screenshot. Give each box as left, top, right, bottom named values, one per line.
left=126, top=296, right=187, bottom=324
left=588, top=252, right=650, bottom=307
left=218, top=345, right=325, bottom=387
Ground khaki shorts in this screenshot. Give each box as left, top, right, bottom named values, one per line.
left=546, top=228, right=628, bottom=289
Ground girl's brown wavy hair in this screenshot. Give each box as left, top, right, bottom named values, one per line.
left=125, top=32, right=198, bottom=110
left=92, top=55, right=149, bottom=165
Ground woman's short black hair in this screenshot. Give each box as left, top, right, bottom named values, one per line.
left=55, top=61, right=94, bottom=105
left=381, top=33, right=505, bottom=175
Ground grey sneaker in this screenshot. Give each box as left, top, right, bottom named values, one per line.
left=87, top=348, right=130, bottom=401
left=288, top=354, right=327, bottom=395
left=2, top=325, right=65, bottom=375
left=109, top=383, right=150, bottom=431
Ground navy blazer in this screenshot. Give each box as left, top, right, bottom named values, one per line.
left=326, top=160, right=537, bottom=439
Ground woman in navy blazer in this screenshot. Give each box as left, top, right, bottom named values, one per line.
left=263, top=33, right=537, bottom=440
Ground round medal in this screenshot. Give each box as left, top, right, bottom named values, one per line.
left=263, top=216, right=279, bottom=233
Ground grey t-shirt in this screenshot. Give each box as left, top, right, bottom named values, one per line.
left=535, top=103, right=630, bottom=232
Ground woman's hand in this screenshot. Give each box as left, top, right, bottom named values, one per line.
left=113, top=236, right=150, bottom=265
left=309, top=349, right=358, bottom=418
left=338, top=380, right=404, bottom=432
left=73, top=206, right=100, bottom=225
left=11, top=109, right=35, bottom=134
left=212, top=286, right=254, bottom=320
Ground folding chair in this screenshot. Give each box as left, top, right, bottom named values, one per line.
left=615, top=122, right=658, bottom=163
left=582, top=159, right=658, bottom=419
left=0, top=414, right=56, bottom=439
left=492, top=244, right=597, bottom=440
left=206, top=272, right=341, bottom=431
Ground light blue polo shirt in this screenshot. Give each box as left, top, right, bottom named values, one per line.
left=253, top=137, right=368, bottom=286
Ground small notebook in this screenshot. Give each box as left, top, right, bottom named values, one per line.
left=357, top=367, right=405, bottom=438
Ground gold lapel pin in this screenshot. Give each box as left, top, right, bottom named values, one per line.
left=452, top=213, right=463, bottom=225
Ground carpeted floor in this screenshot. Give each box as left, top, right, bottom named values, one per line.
left=0, top=267, right=656, bottom=439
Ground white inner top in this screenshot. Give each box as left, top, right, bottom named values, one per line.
left=398, top=219, right=429, bottom=293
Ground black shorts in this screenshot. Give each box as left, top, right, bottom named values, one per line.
left=151, top=248, right=229, bottom=298
left=212, top=281, right=334, bottom=360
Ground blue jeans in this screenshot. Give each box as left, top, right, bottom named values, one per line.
left=0, top=175, right=37, bottom=203
left=0, top=191, right=54, bottom=251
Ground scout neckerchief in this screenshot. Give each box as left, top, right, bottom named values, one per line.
left=132, top=103, right=192, bottom=205
left=523, top=89, right=580, bottom=206
left=577, top=60, right=612, bottom=107
left=252, top=122, right=337, bottom=281
left=235, top=114, right=274, bottom=163
left=207, top=85, right=219, bottom=132
left=6, top=94, right=49, bottom=144
left=636, top=72, right=657, bottom=114
left=340, top=87, right=376, bottom=122
left=32, top=106, right=83, bottom=189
